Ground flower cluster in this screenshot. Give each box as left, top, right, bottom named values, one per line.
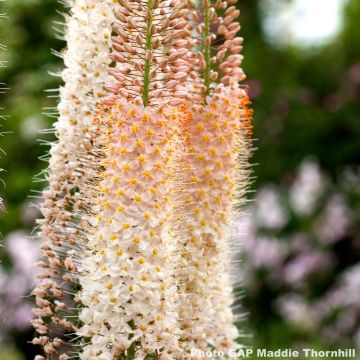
left=32, top=0, right=252, bottom=359
left=33, top=0, right=117, bottom=358
left=174, top=0, right=253, bottom=353
left=78, top=102, right=184, bottom=359
left=107, top=0, right=191, bottom=107
left=178, top=84, right=252, bottom=354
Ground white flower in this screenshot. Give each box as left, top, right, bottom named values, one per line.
left=34, top=0, right=116, bottom=357
left=78, top=101, right=182, bottom=359
left=178, top=85, right=252, bottom=354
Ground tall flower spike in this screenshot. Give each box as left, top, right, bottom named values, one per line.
left=76, top=1, right=190, bottom=358
left=77, top=103, right=186, bottom=359
left=106, top=0, right=192, bottom=107
left=32, top=1, right=116, bottom=359
left=177, top=0, right=253, bottom=355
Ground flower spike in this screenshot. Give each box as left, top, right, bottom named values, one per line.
left=74, top=1, right=194, bottom=358
left=32, top=1, right=117, bottom=358
left=176, top=0, right=253, bottom=355
left=77, top=102, right=186, bottom=359
left=32, top=0, right=253, bottom=358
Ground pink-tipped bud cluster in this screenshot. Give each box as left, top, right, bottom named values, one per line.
left=185, top=0, right=246, bottom=101
left=106, top=0, right=193, bottom=106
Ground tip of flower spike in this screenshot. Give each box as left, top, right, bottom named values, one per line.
left=184, top=0, right=245, bottom=102
left=108, top=0, right=192, bottom=107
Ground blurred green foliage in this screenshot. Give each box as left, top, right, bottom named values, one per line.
left=240, top=0, right=360, bottom=184
left=239, top=0, right=360, bottom=352
left=0, top=348, right=24, bottom=360
left=0, top=0, right=359, bottom=359
left=0, top=0, right=62, bottom=234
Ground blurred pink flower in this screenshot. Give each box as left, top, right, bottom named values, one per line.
left=290, top=160, right=324, bottom=215
left=21, top=200, right=41, bottom=226
left=12, top=303, right=33, bottom=330
left=315, top=194, right=351, bottom=244
left=240, top=159, right=359, bottom=347
left=255, top=186, right=288, bottom=229
left=347, top=63, right=360, bottom=84
left=6, top=231, right=40, bottom=277
left=0, top=231, right=41, bottom=342
left=244, top=235, right=288, bottom=270
left=276, top=294, right=318, bottom=331
left=283, top=251, right=333, bottom=288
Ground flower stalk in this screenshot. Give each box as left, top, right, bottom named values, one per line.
left=142, top=0, right=154, bottom=106
left=203, top=0, right=212, bottom=96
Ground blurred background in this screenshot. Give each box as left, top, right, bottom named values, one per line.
left=0, top=0, right=359, bottom=359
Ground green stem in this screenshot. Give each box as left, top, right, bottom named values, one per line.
left=203, top=0, right=211, bottom=97
left=142, top=0, right=153, bottom=107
